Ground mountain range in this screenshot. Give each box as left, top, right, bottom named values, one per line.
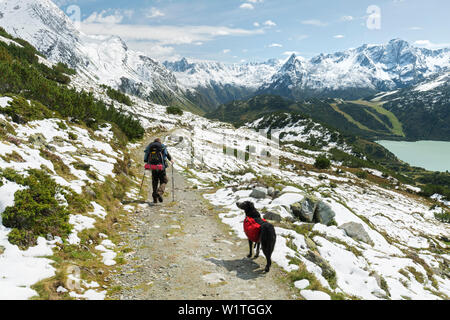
left=165, top=39, right=450, bottom=104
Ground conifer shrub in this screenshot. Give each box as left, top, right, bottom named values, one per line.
left=314, top=155, right=331, bottom=170
left=166, top=106, right=184, bottom=116
left=1, top=169, right=72, bottom=248
left=0, top=96, right=55, bottom=123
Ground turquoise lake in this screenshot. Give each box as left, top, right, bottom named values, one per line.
left=376, top=140, right=450, bottom=172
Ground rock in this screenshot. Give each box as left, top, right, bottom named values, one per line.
left=264, top=211, right=282, bottom=222
left=305, top=250, right=336, bottom=280
left=250, top=187, right=268, bottom=199
left=272, top=190, right=281, bottom=199
left=305, top=237, right=317, bottom=251
left=28, top=133, right=46, bottom=148
left=303, top=197, right=317, bottom=222
left=314, top=201, right=336, bottom=226
left=0, top=245, right=5, bottom=255
left=85, top=186, right=96, bottom=198
left=46, top=233, right=54, bottom=241
left=294, top=279, right=310, bottom=290
left=339, top=222, right=373, bottom=245
left=291, top=197, right=316, bottom=223
left=267, top=187, right=275, bottom=197
left=372, top=289, right=388, bottom=299
left=56, top=286, right=68, bottom=293
left=202, top=273, right=226, bottom=285
left=300, top=290, right=331, bottom=300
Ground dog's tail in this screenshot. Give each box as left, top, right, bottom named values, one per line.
left=261, top=223, right=276, bottom=258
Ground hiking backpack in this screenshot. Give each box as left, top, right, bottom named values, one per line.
left=146, top=142, right=164, bottom=171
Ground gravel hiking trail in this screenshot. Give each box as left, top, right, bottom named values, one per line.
left=110, top=135, right=296, bottom=300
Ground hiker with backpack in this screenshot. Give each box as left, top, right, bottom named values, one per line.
left=144, top=138, right=174, bottom=204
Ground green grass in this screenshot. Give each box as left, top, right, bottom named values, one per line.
left=349, top=100, right=405, bottom=137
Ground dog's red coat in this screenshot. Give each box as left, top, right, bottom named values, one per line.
left=244, top=217, right=266, bottom=243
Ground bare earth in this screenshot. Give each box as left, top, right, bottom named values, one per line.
left=111, top=145, right=297, bottom=300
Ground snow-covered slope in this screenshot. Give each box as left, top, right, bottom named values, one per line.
left=0, top=0, right=188, bottom=106
left=112, top=92, right=450, bottom=300
left=260, top=39, right=450, bottom=99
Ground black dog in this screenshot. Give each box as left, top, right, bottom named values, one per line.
left=236, top=201, right=276, bottom=272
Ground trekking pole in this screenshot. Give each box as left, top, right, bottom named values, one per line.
left=139, top=169, right=146, bottom=196
left=171, top=163, right=175, bottom=202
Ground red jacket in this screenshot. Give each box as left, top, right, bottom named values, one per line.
left=244, top=217, right=266, bottom=243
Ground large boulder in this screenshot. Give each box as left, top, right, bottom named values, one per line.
left=339, top=222, right=373, bottom=245
left=291, top=197, right=316, bottom=223
left=263, top=211, right=282, bottom=222
left=250, top=186, right=268, bottom=199
left=314, top=201, right=336, bottom=226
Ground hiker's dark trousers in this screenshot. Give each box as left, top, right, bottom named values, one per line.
left=151, top=170, right=168, bottom=199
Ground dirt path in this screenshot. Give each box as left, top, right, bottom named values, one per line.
left=110, top=135, right=296, bottom=300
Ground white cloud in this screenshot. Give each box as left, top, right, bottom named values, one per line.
left=414, top=40, right=450, bottom=49
left=264, top=20, right=277, bottom=27
left=127, top=41, right=177, bottom=60
left=81, top=23, right=264, bottom=46
left=340, top=15, right=354, bottom=22
left=145, top=7, right=165, bottom=19
left=333, top=34, right=345, bottom=39
left=84, top=10, right=127, bottom=24
left=268, top=43, right=283, bottom=48
left=301, top=19, right=328, bottom=27
left=240, top=3, right=255, bottom=10
left=253, top=22, right=260, bottom=27
left=223, top=49, right=231, bottom=54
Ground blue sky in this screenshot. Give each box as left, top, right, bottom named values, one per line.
left=55, top=0, right=450, bottom=63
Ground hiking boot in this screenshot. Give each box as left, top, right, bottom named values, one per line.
left=153, top=196, right=158, bottom=204
left=158, top=195, right=163, bottom=203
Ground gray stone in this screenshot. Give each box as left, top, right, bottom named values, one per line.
left=305, top=237, right=317, bottom=251
left=339, top=222, right=373, bottom=245
left=264, top=211, right=282, bottom=222
left=202, top=273, right=226, bottom=285
left=85, top=186, right=96, bottom=198
left=267, top=187, right=275, bottom=197
left=314, top=201, right=336, bottom=226
left=28, top=133, right=46, bottom=148
left=250, top=187, right=268, bottom=199
left=272, top=190, right=281, bottom=199
left=46, top=233, right=54, bottom=241
left=291, top=197, right=316, bottom=223
left=305, top=250, right=335, bottom=280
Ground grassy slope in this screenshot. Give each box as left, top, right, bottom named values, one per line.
left=349, top=100, right=405, bottom=137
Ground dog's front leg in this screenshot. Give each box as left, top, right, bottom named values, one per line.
left=247, top=240, right=253, bottom=258
left=254, top=242, right=260, bottom=258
